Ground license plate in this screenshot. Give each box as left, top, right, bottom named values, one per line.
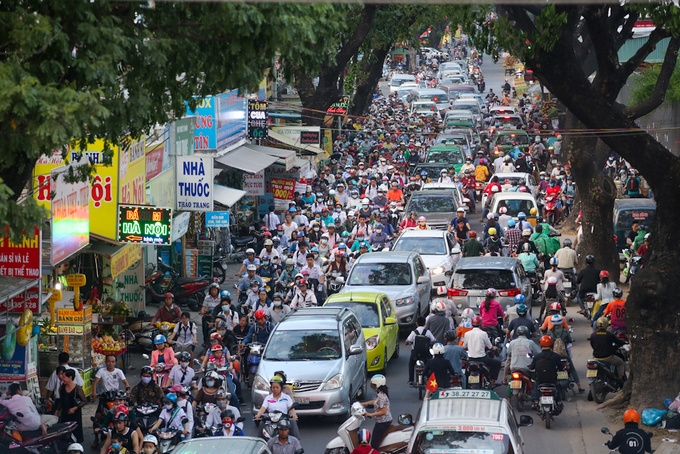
left=294, top=397, right=309, bottom=404
left=469, top=375, right=480, bottom=384
left=563, top=282, right=571, bottom=288
left=540, top=396, right=554, bottom=405
left=586, top=369, right=598, bottom=378
left=557, top=371, right=568, bottom=380
left=587, top=302, right=594, bottom=309
left=510, top=380, right=522, bottom=389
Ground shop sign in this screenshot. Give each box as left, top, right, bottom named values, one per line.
left=0, top=226, right=41, bottom=279
left=110, top=244, right=142, bottom=279
left=244, top=171, right=265, bottom=196
left=57, top=324, right=90, bottom=335
left=117, top=260, right=144, bottom=315
left=56, top=306, right=93, bottom=323
left=176, top=156, right=213, bottom=211
left=65, top=274, right=86, bottom=287
left=205, top=211, right=230, bottom=228
left=300, top=130, right=320, bottom=145
left=326, top=96, right=350, bottom=115
left=0, top=323, right=34, bottom=381
left=0, top=286, right=40, bottom=314
left=186, top=96, right=217, bottom=151
left=169, top=117, right=195, bottom=156
left=216, top=90, right=247, bottom=149
left=247, top=100, right=268, bottom=140
left=171, top=212, right=191, bottom=243
left=51, top=158, right=90, bottom=265
left=323, top=130, right=333, bottom=154
left=145, top=144, right=165, bottom=181
left=33, top=150, right=66, bottom=212
left=271, top=177, right=295, bottom=210
left=117, top=205, right=173, bottom=245
left=119, top=137, right=146, bottom=205
left=147, top=168, right=176, bottom=210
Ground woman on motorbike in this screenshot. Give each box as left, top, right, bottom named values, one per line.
left=150, top=334, right=177, bottom=369
left=327, top=250, right=349, bottom=277
left=254, top=376, right=300, bottom=439
left=479, top=288, right=506, bottom=341
left=192, top=372, right=222, bottom=409
left=148, top=393, right=190, bottom=440
left=592, top=270, right=616, bottom=327
left=360, top=374, right=392, bottom=450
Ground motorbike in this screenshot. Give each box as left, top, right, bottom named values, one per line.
left=153, top=362, right=173, bottom=389
left=474, top=180, right=486, bottom=201
left=561, top=269, right=577, bottom=302
left=413, top=359, right=428, bottom=400
left=212, top=245, right=228, bottom=284
left=623, top=250, right=643, bottom=283
left=230, top=227, right=258, bottom=263
left=0, top=404, right=77, bottom=454
left=126, top=312, right=154, bottom=353
left=537, top=384, right=562, bottom=429
left=583, top=292, right=596, bottom=320
left=324, top=402, right=413, bottom=454
left=478, top=80, right=486, bottom=93
left=246, top=342, right=264, bottom=386
left=528, top=270, right=543, bottom=306
left=464, top=359, right=491, bottom=390
left=255, top=411, right=292, bottom=441
left=92, top=390, right=120, bottom=448
left=146, top=258, right=210, bottom=311
left=509, top=369, right=533, bottom=411
left=543, top=195, right=558, bottom=226
left=586, top=344, right=630, bottom=403
left=156, top=425, right=185, bottom=454
left=136, top=403, right=160, bottom=435
left=326, top=272, right=345, bottom=297
left=601, top=427, right=653, bottom=453
left=557, top=358, right=577, bottom=401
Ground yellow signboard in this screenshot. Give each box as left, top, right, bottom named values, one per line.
left=119, top=137, right=146, bottom=206
left=57, top=323, right=91, bottom=335
left=65, top=274, right=87, bottom=287
left=110, top=243, right=142, bottom=279
left=47, top=289, right=62, bottom=303
left=33, top=150, right=67, bottom=213
left=57, top=306, right=93, bottom=324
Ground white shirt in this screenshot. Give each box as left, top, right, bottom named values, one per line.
left=462, top=327, right=492, bottom=358
left=282, top=222, right=298, bottom=238
left=263, top=212, right=281, bottom=230
left=173, top=320, right=197, bottom=345
left=206, top=404, right=243, bottom=429
left=261, top=393, right=294, bottom=414
left=405, top=326, right=436, bottom=349
left=168, top=364, right=195, bottom=387
left=46, top=365, right=84, bottom=398
left=95, top=367, right=127, bottom=393
left=0, top=394, right=41, bottom=430
left=159, top=406, right=187, bottom=430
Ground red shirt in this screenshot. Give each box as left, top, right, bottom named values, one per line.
left=484, top=182, right=502, bottom=196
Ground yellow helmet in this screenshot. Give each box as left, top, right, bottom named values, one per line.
left=529, top=207, right=538, bottom=216
left=488, top=227, right=497, bottom=236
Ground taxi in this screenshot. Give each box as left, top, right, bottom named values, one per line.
left=406, top=389, right=533, bottom=454
left=324, top=291, right=399, bottom=373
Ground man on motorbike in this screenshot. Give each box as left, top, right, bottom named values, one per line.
left=589, top=318, right=626, bottom=380
left=461, top=169, right=477, bottom=214
left=150, top=293, right=182, bottom=324
left=169, top=312, right=198, bottom=360
left=0, top=382, right=54, bottom=435
left=423, top=343, right=459, bottom=390
left=131, top=366, right=164, bottom=407
left=529, top=336, right=564, bottom=410
left=236, top=265, right=264, bottom=296
left=576, top=254, right=600, bottom=315
left=267, top=419, right=302, bottom=454
left=243, top=310, right=275, bottom=345
left=204, top=389, right=243, bottom=432
left=100, top=410, right=141, bottom=454
left=215, top=410, right=244, bottom=437
left=168, top=351, right=195, bottom=388
left=603, top=288, right=627, bottom=333
left=504, top=326, right=540, bottom=387
left=605, top=409, right=653, bottom=454
left=462, top=316, right=502, bottom=387
left=289, top=279, right=318, bottom=309
left=554, top=238, right=577, bottom=275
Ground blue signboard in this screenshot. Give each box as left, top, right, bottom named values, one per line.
left=215, top=90, right=247, bottom=149
left=186, top=96, right=217, bottom=151
left=205, top=211, right=230, bottom=227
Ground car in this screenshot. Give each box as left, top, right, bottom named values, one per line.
left=450, top=99, right=483, bottom=124
left=389, top=74, right=416, bottom=93
left=456, top=92, right=488, bottom=111
left=412, top=163, right=449, bottom=181
left=392, top=229, right=462, bottom=287
left=405, top=389, right=533, bottom=454
left=444, top=84, right=476, bottom=98
left=410, top=100, right=438, bottom=116
left=494, top=172, right=537, bottom=194
left=250, top=306, right=367, bottom=417
left=444, top=109, right=477, bottom=126
left=490, top=130, right=530, bottom=157
left=424, top=145, right=465, bottom=172
left=439, top=76, right=466, bottom=85
left=434, top=133, right=475, bottom=157
left=341, top=251, right=431, bottom=328
left=448, top=256, right=532, bottom=311
left=403, top=189, right=460, bottom=230
left=613, top=198, right=656, bottom=260
left=324, top=291, right=399, bottom=373
left=493, top=114, right=525, bottom=129
left=488, top=105, right=519, bottom=116
left=489, top=192, right=539, bottom=220
left=420, top=182, right=469, bottom=210
left=413, top=88, right=450, bottom=114
left=172, top=436, right=273, bottom=454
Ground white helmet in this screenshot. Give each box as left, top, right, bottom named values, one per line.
left=499, top=206, right=507, bottom=214
left=142, top=435, right=158, bottom=447
left=547, top=276, right=558, bottom=285
left=67, top=444, right=84, bottom=453
left=462, top=308, right=475, bottom=318
left=431, top=343, right=445, bottom=355
left=362, top=198, right=370, bottom=204
left=246, top=248, right=255, bottom=255
left=370, top=374, right=386, bottom=387
left=436, top=286, right=447, bottom=296
left=434, top=301, right=446, bottom=313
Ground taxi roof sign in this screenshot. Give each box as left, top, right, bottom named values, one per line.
left=429, top=389, right=501, bottom=401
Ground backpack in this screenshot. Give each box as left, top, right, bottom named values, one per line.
left=626, top=177, right=639, bottom=192
left=412, top=328, right=432, bottom=359
left=534, top=355, right=557, bottom=384
left=550, top=325, right=570, bottom=357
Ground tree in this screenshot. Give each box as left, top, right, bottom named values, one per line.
left=0, top=1, right=344, bottom=240
left=464, top=4, right=680, bottom=408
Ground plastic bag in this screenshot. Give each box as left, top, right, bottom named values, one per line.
left=641, top=408, right=666, bottom=426
left=669, top=392, right=680, bottom=413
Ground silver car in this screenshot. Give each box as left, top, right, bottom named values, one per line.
left=251, top=307, right=367, bottom=417
left=341, top=251, right=431, bottom=328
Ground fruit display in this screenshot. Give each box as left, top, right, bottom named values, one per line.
left=91, top=351, right=106, bottom=369
left=16, top=309, right=33, bottom=347
left=92, top=334, right=126, bottom=355
left=540, top=100, right=558, bottom=118
left=107, top=300, right=131, bottom=317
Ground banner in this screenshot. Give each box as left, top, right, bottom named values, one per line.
left=243, top=171, right=265, bottom=196
left=0, top=227, right=41, bottom=279
left=205, top=211, right=230, bottom=228
left=51, top=158, right=90, bottom=264
left=247, top=100, right=268, bottom=140
left=176, top=156, right=213, bottom=211
left=270, top=177, right=295, bottom=210
left=119, top=137, right=146, bottom=205
left=186, top=96, right=217, bottom=151
left=169, top=117, right=195, bottom=157
left=0, top=287, right=40, bottom=314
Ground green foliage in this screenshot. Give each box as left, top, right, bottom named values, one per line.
left=630, top=63, right=680, bottom=106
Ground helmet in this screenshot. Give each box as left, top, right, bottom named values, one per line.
left=434, top=301, right=447, bottom=313
left=437, top=286, right=447, bottom=296
left=67, top=444, right=84, bottom=454
left=115, top=389, right=127, bottom=400
left=164, top=393, right=178, bottom=404
left=599, top=270, right=610, bottom=279
left=469, top=231, right=477, bottom=238
left=499, top=206, right=507, bottom=214
left=514, top=294, right=525, bottom=304
left=210, top=282, right=220, bottom=290
left=216, top=388, right=230, bottom=399
left=154, top=334, right=166, bottom=345
left=272, top=292, right=284, bottom=300
left=516, top=304, right=528, bottom=316
left=141, top=366, right=153, bottom=376
left=444, top=330, right=457, bottom=341
left=539, top=335, right=553, bottom=348
left=254, top=309, right=266, bottom=320
left=491, top=186, right=500, bottom=193
left=276, top=419, right=291, bottom=430
left=551, top=314, right=563, bottom=325
left=274, top=370, right=287, bottom=384
left=522, top=229, right=532, bottom=236
left=211, top=344, right=223, bottom=352
left=440, top=168, right=447, bottom=174
left=220, top=290, right=231, bottom=300
left=247, top=264, right=257, bottom=271
left=270, top=375, right=284, bottom=387
left=113, top=411, right=129, bottom=422
left=562, top=238, right=572, bottom=247
left=362, top=197, right=370, bottom=204
left=210, top=332, right=223, bottom=341
left=246, top=248, right=255, bottom=255
left=549, top=302, right=562, bottom=312
left=431, top=343, right=445, bottom=355
left=516, top=326, right=529, bottom=338
left=585, top=254, right=595, bottom=264
left=550, top=257, right=559, bottom=266
left=370, top=374, right=387, bottom=387
left=518, top=212, right=526, bottom=220
left=285, top=258, right=294, bottom=267
left=547, top=276, right=558, bottom=285
left=215, top=321, right=227, bottom=329
left=507, top=219, right=516, bottom=227
left=488, top=227, right=497, bottom=236
left=613, top=287, right=624, bottom=298
left=142, top=435, right=157, bottom=447
left=485, top=288, right=497, bottom=298
left=461, top=308, right=475, bottom=318
left=418, top=216, right=427, bottom=222
left=596, top=317, right=610, bottom=329
left=471, top=316, right=482, bottom=327
left=220, top=409, right=235, bottom=422
left=623, top=409, right=641, bottom=424
left=358, top=428, right=371, bottom=445
left=178, top=351, right=191, bottom=362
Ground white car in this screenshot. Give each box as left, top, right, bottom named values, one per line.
left=420, top=182, right=469, bottom=210
left=391, top=229, right=461, bottom=288
left=482, top=172, right=538, bottom=208
left=489, top=192, right=539, bottom=221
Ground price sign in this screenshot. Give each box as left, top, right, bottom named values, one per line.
left=247, top=100, right=268, bottom=140
left=66, top=274, right=86, bottom=287
left=117, top=205, right=172, bottom=245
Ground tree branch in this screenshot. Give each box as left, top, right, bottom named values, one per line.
left=624, top=36, right=680, bottom=120
left=620, top=27, right=671, bottom=80
left=333, top=4, right=377, bottom=73
left=583, top=5, right=620, bottom=98
left=612, top=9, right=637, bottom=51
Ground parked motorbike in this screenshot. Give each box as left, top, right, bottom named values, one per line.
left=0, top=404, right=77, bottom=454
left=586, top=344, right=630, bottom=404
left=212, top=245, right=228, bottom=284
left=136, top=403, right=160, bottom=435
left=324, top=402, right=413, bottom=454
left=583, top=292, right=596, bottom=320
left=537, top=384, right=562, bottom=429
left=230, top=227, right=258, bottom=263
left=146, top=258, right=210, bottom=311
left=509, top=369, right=533, bottom=411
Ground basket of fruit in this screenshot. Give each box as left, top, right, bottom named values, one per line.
left=92, top=334, right=127, bottom=356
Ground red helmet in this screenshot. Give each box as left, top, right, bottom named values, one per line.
left=549, top=302, right=562, bottom=312
left=469, top=231, right=477, bottom=238
left=164, top=292, right=174, bottom=299
left=115, top=404, right=129, bottom=415
left=254, top=309, right=267, bottom=320
left=471, top=316, right=482, bottom=327
left=210, top=332, right=222, bottom=341
left=623, top=409, right=641, bottom=424
left=599, top=270, right=610, bottom=279
left=539, top=335, right=553, bottom=348
left=276, top=225, right=284, bottom=231
left=211, top=344, right=223, bottom=352
left=298, top=279, right=308, bottom=286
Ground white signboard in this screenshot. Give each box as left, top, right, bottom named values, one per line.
left=176, top=156, right=213, bottom=211
left=171, top=212, right=192, bottom=242
left=243, top=171, right=265, bottom=196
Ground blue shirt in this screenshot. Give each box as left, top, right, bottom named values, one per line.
left=243, top=321, right=274, bottom=344
left=449, top=216, right=469, bottom=227
left=443, top=343, right=468, bottom=375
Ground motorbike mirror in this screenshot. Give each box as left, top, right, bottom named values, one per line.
left=290, top=402, right=299, bottom=410
left=142, top=354, right=150, bottom=360
left=236, top=416, right=245, bottom=423
left=601, top=427, right=611, bottom=435
left=397, top=413, right=414, bottom=425
left=519, top=415, right=533, bottom=427
left=526, top=353, right=534, bottom=358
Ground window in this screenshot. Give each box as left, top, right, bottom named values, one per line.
left=393, top=237, right=447, bottom=256
left=453, top=269, right=516, bottom=290
left=408, top=195, right=457, bottom=213
left=263, top=330, right=342, bottom=361
left=348, top=263, right=412, bottom=286
left=325, top=302, right=380, bottom=328
left=413, top=430, right=511, bottom=454
left=498, top=199, right=535, bottom=218
left=380, top=300, right=388, bottom=323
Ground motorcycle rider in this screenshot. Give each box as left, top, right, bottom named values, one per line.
left=462, top=230, right=485, bottom=257
left=592, top=270, right=617, bottom=327
left=504, top=326, right=540, bottom=387
left=0, top=382, right=54, bottom=435
left=169, top=312, right=198, bottom=360
left=603, top=288, right=627, bottom=333
left=443, top=330, right=468, bottom=386
left=100, top=410, right=141, bottom=454
left=576, top=254, right=600, bottom=315
left=235, top=248, right=261, bottom=277
left=148, top=393, right=190, bottom=440
left=425, top=301, right=453, bottom=344
left=289, top=279, right=317, bottom=309
left=423, top=343, right=459, bottom=391
left=243, top=309, right=275, bottom=344
left=605, top=409, right=652, bottom=454
left=360, top=374, right=392, bottom=450
left=517, top=242, right=540, bottom=274
left=168, top=351, right=195, bottom=388
left=589, top=318, right=626, bottom=380
left=267, top=419, right=302, bottom=454
left=529, top=336, right=564, bottom=410
left=140, top=435, right=158, bottom=454
left=554, top=238, right=577, bottom=276
left=204, top=389, right=243, bottom=432
left=217, top=409, right=244, bottom=437
left=150, top=293, right=182, bottom=324
left=211, top=291, right=239, bottom=331
left=150, top=334, right=177, bottom=373
left=269, top=293, right=291, bottom=325
left=131, top=366, right=164, bottom=407
left=92, top=355, right=130, bottom=447
left=462, top=316, right=502, bottom=387
left=506, top=303, right=536, bottom=338
left=236, top=265, right=264, bottom=296
left=406, top=316, right=436, bottom=386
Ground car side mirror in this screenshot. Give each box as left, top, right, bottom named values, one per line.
left=348, top=344, right=364, bottom=356
left=385, top=317, right=397, bottom=325
left=398, top=413, right=414, bottom=425
left=519, top=415, right=533, bottom=427
left=417, top=276, right=430, bottom=284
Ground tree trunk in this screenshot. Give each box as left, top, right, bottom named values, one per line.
left=349, top=47, right=390, bottom=117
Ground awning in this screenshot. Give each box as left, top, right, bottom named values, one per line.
left=0, top=276, right=40, bottom=304
left=215, top=145, right=278, bottom=174
left=267, top=130, right=326, bottom=156
left=246, top=144, right=296, bottom=171
left=213, top=184, right=246, bottom=208
left=86, top=241, right=142, bottom=279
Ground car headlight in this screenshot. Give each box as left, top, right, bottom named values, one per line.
left=322, top=374, right=343, bottom=391
left=432, top=266, right=446, bottom=275
left=395, top=296, right=415, bottom=307
left=253, top=375, right=270, bottom=392
left=366, top=335, right=380, bottom=351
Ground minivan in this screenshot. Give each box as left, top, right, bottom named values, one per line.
left=389, top=74, right=416, bottom=93
left=251, top=307, right=367, bottom=417
left=613, top=198, right=656, bottom=258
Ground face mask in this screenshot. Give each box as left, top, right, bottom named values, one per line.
left=141, top=377, right=152, bottom=384
left=222, top=420, right=232, bottom=428
left=541, top=176, right=545, bottom=180
left=164, top=404, right=173, bottom=411
left=274, top=301, right=282, bottom=307
left=335, top=208, right=341, bottom=213
left=222, top=304, right=231, bottom=312
left=352, top=194, right=358, bottom=198
left=313, top=227, right=320, bottom=231
left=180, top=361, right=189, bottom=368
left=143, top=448, right=155, bottom=454
left=278, top=231, right=284, bottom=236
left=315, top=217, right=321, bottom=221
left=376, top=229, right=382, bottom=234
left=263, top=261, right=270, bottom=266
left=217, top=400, right=227, bottom=409
left=321, top=239, right=328, bottom=244
left=206, top=380, right=215, bottom=387
left=112, top=444, right=121, bottom=451
left=550, top=183, right=555, bottom=187
left=362, top=204, right=368, bottom=208
left=357, top=236, right=364, bottom=241
left=217, top=330, right=226, bottom=337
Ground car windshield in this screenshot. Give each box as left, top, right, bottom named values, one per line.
left=496, top=117, right=523, bottom=128
left=495, top=199, right=535, bottom=217
left=393, top=237, right=447, bottom=255
left=408, top=195, right=456, bottom=213
left=413, top=430, right=510, bottom=454
left=436, top=136, right=467, bottom=146
left=415, top=167, right=445, bottom=180
left=348, top=263, right=412, bottom=286
left=263, top=330, right=342, bottom=360
left=325, top=302, right=380, bottom=328
left=420, top=93, right=449, bottom=103
left=498, top=176, right=526, bottom=187
left=454, top=104, right=480, bottom=114
left=453, top=269, right=516, bottom=290
left=173, top=438, right=268, bottom=454
left=496, top=134, right=529, bottom=145
left=426, top=151, right=464, bottom=164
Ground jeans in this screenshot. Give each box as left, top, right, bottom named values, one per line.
left=465, top=188, right=476, bottom=213
left=596, top=354, right=625, bottom=379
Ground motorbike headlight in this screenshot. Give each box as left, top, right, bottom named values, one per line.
left=366, top=335, right=380, bottom=351
left=322, top=374, right=343, bottom=391
left=431, top=266, right=446, bottom=276
left=269, top=413, right=282, bottom=423
left=395, top=296, right=415, bottom=307
left=253, top=375, right=270, bottom=392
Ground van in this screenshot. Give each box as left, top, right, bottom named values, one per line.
left=389, top=74, right=416, bottom=93
left=613, top=198, right=656, bottom=258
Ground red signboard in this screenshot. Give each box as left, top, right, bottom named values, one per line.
left=0, top=286, right=40, bottom=313
left=0, top=227, right=41, bottom=280
left=146, top=145, right=165, bottom=181
left=270, top=178, right=296, bottom=201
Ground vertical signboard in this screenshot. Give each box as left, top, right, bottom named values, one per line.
left=243, top=171, right=265, bottom=196
left=176, top=156, right=213, bottom=211
left=247, top=100, right=268, bottom=140
left=216, top=90, right=247, bottom=149
left=33, top=150, right=66, bottom=212
left=119, top=137, right=146, bottom=206
left=169, top=117, right=195, bottom=157
left=51, top=158, right=90, bottom=265
left=186, top=96, right=216, bottom=151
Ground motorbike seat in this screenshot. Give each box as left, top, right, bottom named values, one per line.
left=538, top=384, right=558, bottom=393
left=468, top=361, right=489, bottom=373
left=23, top=423, right=75, bottom=441
left=233, top=236, right=255, bottom=246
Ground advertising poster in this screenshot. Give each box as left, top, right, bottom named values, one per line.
left=119, top=137, right=146, bottom=205
left=0, top=323, right=37, bottom=381
left=186, top=96, right=217, bottom=151
left=176, top=156, right=214, bottom=211
left=270, top=178, right=296, bottom=210
left=205, top=211, right=230, bottom=228
left=0, top=226, right=41, bottom=279
left=51, top=158, right=90, bottom=264
left=216, top=90, right=247, bottom=149
left=243, top=171, right=265, bottom=196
